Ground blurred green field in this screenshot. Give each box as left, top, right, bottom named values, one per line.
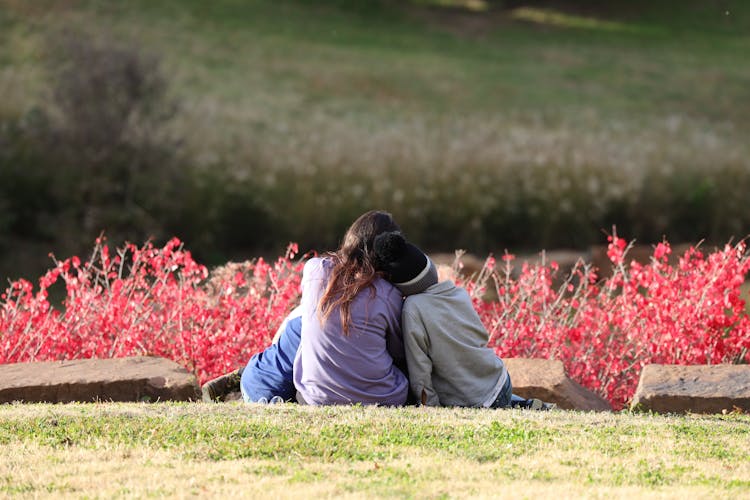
left=1, top=0, right=750, bottom=279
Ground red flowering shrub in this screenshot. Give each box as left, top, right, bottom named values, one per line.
left=0, top=238, right=304, bottom=384
left=458, top=236, right=750, bottom=409
left=1, top=236, right=749, bottom=409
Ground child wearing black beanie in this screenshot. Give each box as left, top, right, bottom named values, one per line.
left=373, top=231, right=553, bottom=410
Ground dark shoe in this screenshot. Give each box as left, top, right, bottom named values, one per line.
left=512, top=398, right=555, bottom=411
left=202, top=368, right=243, bottom=402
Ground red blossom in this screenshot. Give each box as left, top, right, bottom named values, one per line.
left=464, top=239, right=750, bottom=409
left=1, top=237, right=749, bottom=410
left=0, top=238, right=304, bottom=384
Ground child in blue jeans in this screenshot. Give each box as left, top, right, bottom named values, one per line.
left=373, top=231, right=553, bottom=410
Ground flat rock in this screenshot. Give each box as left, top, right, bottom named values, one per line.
left=505, top=358, right=612, bottom=412
left=0, top=356, right=201, bottom=403
left=631, top=364, right=750, bottom=414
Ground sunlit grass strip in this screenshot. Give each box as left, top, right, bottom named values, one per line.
left=412, top=0, right=489, bottom=12
left=511, top=7, right=662, bottom=34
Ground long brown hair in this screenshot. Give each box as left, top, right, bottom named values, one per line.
left=318, top=210, right=401, bottom=335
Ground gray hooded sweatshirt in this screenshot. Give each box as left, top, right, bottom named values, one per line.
left=402, top=280, right=509, bottom=407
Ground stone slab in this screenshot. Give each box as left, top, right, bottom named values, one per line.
left=0, top=356, right=201, bottom=403
left=631, top=364, right=750, bottom=414
left=505, top=358, right=612, bottom=412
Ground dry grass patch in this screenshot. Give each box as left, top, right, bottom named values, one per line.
left=1, top=403, right=749, bottom=498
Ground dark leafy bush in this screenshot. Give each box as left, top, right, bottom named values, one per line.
left=0, top=110, right=58, bottom=244
left=165, top=169, right=281, bottom=265
left=0, top=28, right=281, bottom=280
left=42, top=30, right=182, bottom=245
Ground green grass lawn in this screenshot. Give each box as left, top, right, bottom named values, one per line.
left=1, top=403, right=749, bottom=498
left=6, top=0, right=742, bottom=124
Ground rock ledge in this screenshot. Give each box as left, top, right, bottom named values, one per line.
left=0, top=356, right=200, bottom=403
left=631, top=364, right=750, bottom=414
left=505, top=358, right=612, bottom=412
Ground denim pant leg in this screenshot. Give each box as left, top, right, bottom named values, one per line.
left=240, top=383, right=253, bottom=403
left=490, top=375, right=513, bottom=409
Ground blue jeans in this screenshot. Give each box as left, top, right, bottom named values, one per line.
left=490, top=375, right=513, bottom=408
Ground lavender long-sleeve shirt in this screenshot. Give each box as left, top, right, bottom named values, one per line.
left=293, top=257, right=408, bottom=406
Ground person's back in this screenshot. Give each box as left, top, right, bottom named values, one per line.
left=293, top=257, right=408, bottom=406
left=373, top=231, right=521, bottom=409
left=402, top=281, right=508, bottom=407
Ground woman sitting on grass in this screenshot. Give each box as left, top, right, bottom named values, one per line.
left=202, top=210, right=409, bottom=406
left=292, top=210, right=408, bottom=405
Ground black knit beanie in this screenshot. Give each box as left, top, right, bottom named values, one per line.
left=373, top=231, right=438, bottom=296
